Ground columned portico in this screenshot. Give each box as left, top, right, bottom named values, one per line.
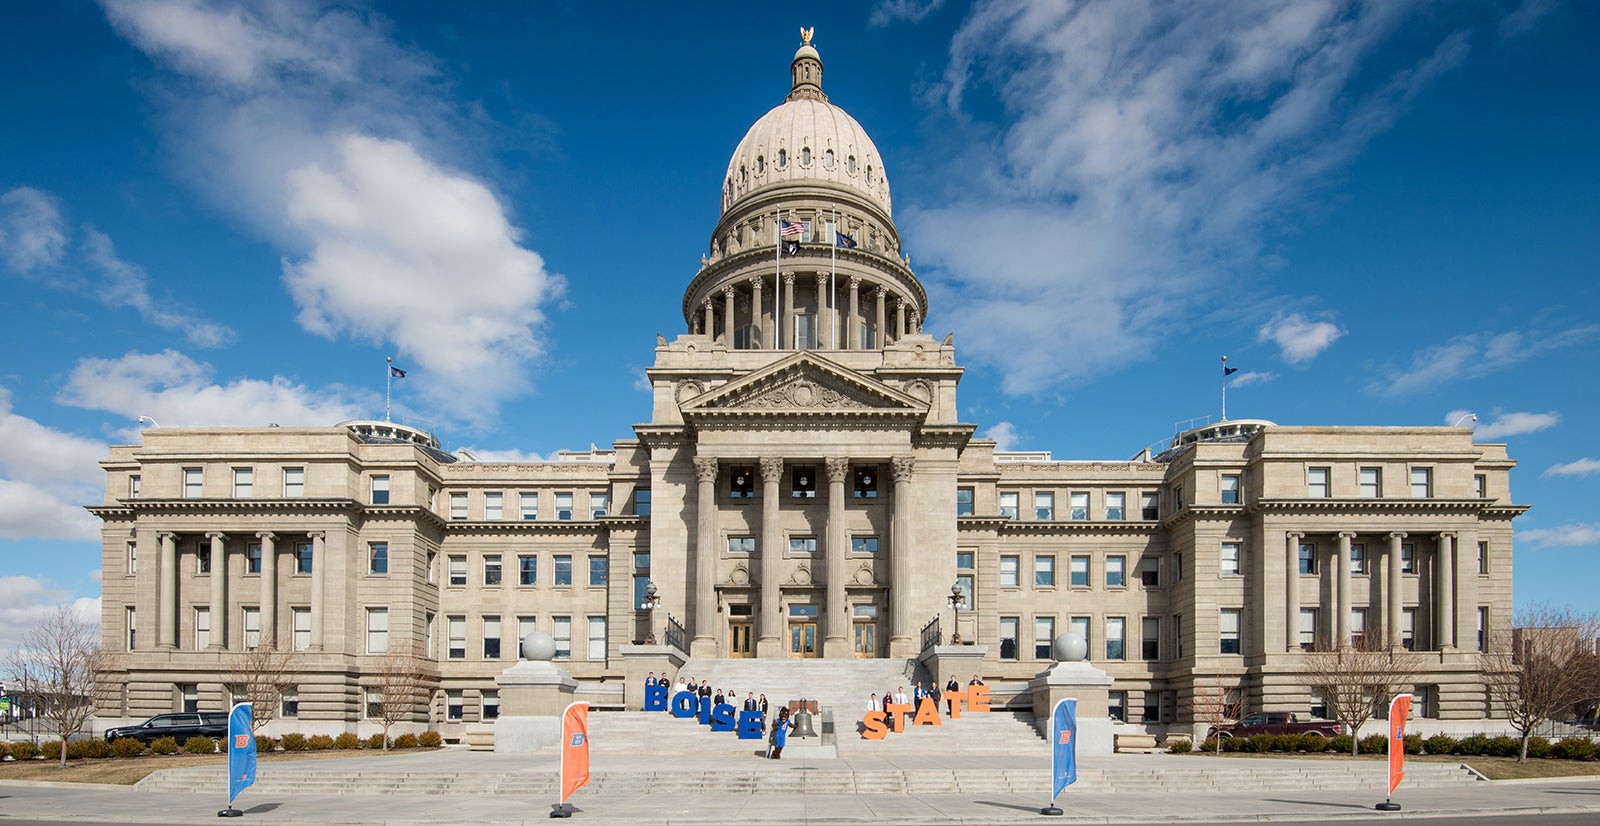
left=1437, top=531, right=1456, bottom=650
left=258, top=531, right=278, bottom=647
left=1284, top=531, right=1302, bottom=651
left=158, top=531, right=177, bottom=650
left=206, top=531, right=226, bottom=650
left=1388, top=532, right=1406, bottom=649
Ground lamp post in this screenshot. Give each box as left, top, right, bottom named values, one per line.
left=640, top=580, right=661, bottom=645
left=948, top=581, right=966, bottom=644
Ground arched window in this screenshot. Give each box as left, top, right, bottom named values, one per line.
left=866, top=165, right=873, bottom=184
left=756, top=155, right=765, bottom=174
left=801, top=147, right=811, bottom=166
left=847, top=155, right=856, bottom=174
left=778, top=149, right=787, bottom=169
left=824, top=149, right=835, bottom=169
left=739, top=165, right=747, bottom=184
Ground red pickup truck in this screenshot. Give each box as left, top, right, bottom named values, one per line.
left=1209, top=712, right=1343, bottom=740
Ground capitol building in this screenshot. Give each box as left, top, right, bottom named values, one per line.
left=92, top=35, right=1523, bottom=740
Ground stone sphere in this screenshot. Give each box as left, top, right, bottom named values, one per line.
left=1052, top=632, right=1088, bottom=662
left=521, top=631, right=557, bottom=661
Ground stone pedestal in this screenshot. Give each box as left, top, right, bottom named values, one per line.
left=493, top=660, right=578, bottom=753
left=1029, top=661, right=1115, bottom=756
left=918, top=644, right=989, bottom=690
left=620, top=644, right=686, bottom=710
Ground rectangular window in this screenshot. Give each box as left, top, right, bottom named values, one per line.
left=790, top=465, right=817, bottom=498
left=555, top=492, right=573, bottom=520
left=449, top=491, right=467, bottom=520
left=1298, top=542, right=1317, bottom=575
left=426, top=612, right=435, bottom=656
left=233, top=468, right=254, bottom=498
left=1351, top=607, right=1368, bottom=647
left=1141, top=617, right=1159, bottom=660
left=236, top=542, right=257, bottom=575
left=482, top=690, right=499, bottom=721
left=291, top=607, right=310, bottom=651
left=999, top=616, right=1019, bottom=660
left=795, top=313, right=818, bottom=349
left=1105, top=617, right=1125, bottom=660
left=183, top=467, right=203, bottom=498
left=483, top=615, right=501, bottom=659
left=1474, top=474, right=1486, bottom=499
left=1174, top=552, right=1184, bottom=582
left=1108, top=690, right=1126, bottom=722
left=589, top=555, right=608, bottom=586
left=853, top=466, right=878, bottom=498
left=1359, top=467, right=1381, bottom=498
left=484, top=554, right=502, bottom=586
left=122, top=541, right=137, bottom=576
left=518, top=555, right=537, bottom=586
left=956, top=573, right=974, bottom=608
left=180, top=683, right=199, bottom=713
left=1401, top=608, right=1416, bottom=650
left=1140, top=492, right=1159, bottom=520
left=447, top=616, right=466, bottom=659
left=1070, top=616, right=1091, bottom=651
left=727, top=536, right=756, bottom=553
left=371, top=475, right=390, bottom=505
left=553, top=616, right=571, bottom=659
left=198, top=540, right=212, bottom=574
left=1035, top=555, right=1056, bottom=587
left=1000, top=555, right=1019, bottom=587
left=1174, top=614, right=1184, bottom=659
left=1069, top=492, right=1089, bottom=520
left=1106, top=555, right=1126, bottom=587
left=1299, top=608, right=1317, bottom=650
left=126, top=606, right=137, bottom=650
left=1221, top=542, right=1242, bottom=576
left=446, top=690, right=463, bottom=720
left=129, top=474, right=141, bottom=498
left=1401, top=543, right=1416, bottom=574
left=448, top=555, right=467, bottom=586
left=194, top=606, right=211, bottom=649
left=789, top=536, right=818, bottom=554
left=283, top=467, right=304, bottom=498
left=999, top=491, right=1018, bottom=520
left=518, top=616, right=538, bottom=650
left=1069, top=555, right=1089, bottom=587
left=520, top=491, right=539, bottom=520
left=729, top=465, right=755, bottom=498
left=554, top=555, right=572, bottom=586
left=1410, top=467, right=1432, bottom=498
left=364, top=689, right=381, bottom=720
left=1477, top=606, right=1488, bottom=651
left=1220, top=609, right=1241, bottom=654
left=1350, top=543, right=1367, bottom=575
left=587, top=616, right=606, bottom=661
left=1478, top=542, right=1489, bottom=575
left=1139, top=556, right=1159, bottom=587
left=1035, top=491, right=1055, bottom=520
left=1220, top=474, right=1240, bottom=504
left=956, top=487, right=974, bottom=516
left=590, top=492, right=608, bottom=519
left=366, top=607, right=388, bottom=654
left=1106, top=492, right=1125, bottom=521
left=1143, top=692, right=1160, bottom=723
left=1034, top=617, right=1055, bottom=660
left=484, top=492, right=503, bottom=520
left=851, top=536, right=879, bottom=554
left=369, top=542, right=388, bottom=575
left=1175, top=486, right=1184, bottom=509
left=1307, top=467, right=1330, bottom=498
left=281, top=688, right=298, bottom=718
left=634, top=488, right=651, bottom=516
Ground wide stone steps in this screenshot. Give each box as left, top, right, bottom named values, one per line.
left=585, top=712, right=768, bottom=755
left=136, top=761, right=1481, bottom=797
left=678, top=657, right=931, bottom=720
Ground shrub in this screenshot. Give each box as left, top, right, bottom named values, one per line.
left=1360, top=734, right=1388, bottom=755
left=1456, top=734, right=1490, bottom=756
left=1198, top=736, right=1219, bottom=753
left=254, top=735, right=276, bottom=754
left=0, top=741, right=9, bottom=759
left=417, top=731, right=442, bottom=748
left=1402, top=734, right=1424, bottom=755
left=1486, top=735, right=1520, bottom=758
left=1329, top=734, right=1354, bottom=754
left=279, top=733, right=309, bottom=752
left=1526, top=736, right=1552, bottom=759
left=393, top=733, right=419, bottom=749
left=1424, top=734, right=1457, bottom=756
left=334, top=732, right=362, bottom=750
left=1275, top=734, right=1305, bottom=753
left=111, top=737, right=146, bottom=758
left=306, top=734, right=335, bottom=751
left=1167, top=737, right=1193, bottom=754
left=364, top=733, right=385, bottom=749
left=184, top=736, right=216, bottom=755
left=1242, top=734, right=1273, bottom=753
left=1551, top=738, right=1595, bottom=761
left=150, top=737, right=180, bottom=755
left=72, top=739, right=113, bottom=759
left=39, top=741, right=70, bottom=760
left=9, top=740, right=40, bottom=760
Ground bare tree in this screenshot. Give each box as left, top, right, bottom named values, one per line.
left=7, top=606, right=102, bottom=768
left=367, top=644, right=431, bottom=750
left=222, top=636, right=296, bottom=733
left=1297, top=627, right=1416, bottom=756
left=1194, top=677, right=1242, bottom=754
left=1483, top=603, right=1600, bottom=762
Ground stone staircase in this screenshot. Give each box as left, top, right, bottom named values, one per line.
left=836, top=710, right=1048, bottom=756
left=676, top=657, right=931, bottom=719
left=585, top=712, right=767, bottom=755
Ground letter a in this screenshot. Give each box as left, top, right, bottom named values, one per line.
left=913, top=697, right=942, bottom=726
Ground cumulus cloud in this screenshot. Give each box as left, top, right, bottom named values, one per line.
left=0, top=187, right=68, bottom=274
left=100, top=0, right=563, bottom=425
left=55, top=349, right=367, bottom=429
left=1464, top=410, right=1560, bottom=441
left=458, top=447, right=564, bottom=464
left=983, top=421, right=1019, bottom=452
left=1365, top=326, right=1599, bottom=396
left=870, top=0, right=945, bottom=27
left=81, top=229, right=235, bottom=347
left=1229, top=370, right=1276, bottom=388
left=1519, top=522, right=1600, bottom=549
left=1544, top=458, right=1600, bottom=479
left=1258, top=313, right=1344, bottom=364
left=0, top=576, right=99, bottom=654
left=0, top=387, right=105, bottom=541
left=910, top=1, right=1480, bottom=394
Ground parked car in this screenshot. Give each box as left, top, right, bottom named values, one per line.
left=103, top=712, right=229, bottom=744
left=1208, top=712, right=1342, bottom=740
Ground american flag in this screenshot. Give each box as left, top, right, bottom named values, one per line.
left=779, top=220, right=805, bottom=238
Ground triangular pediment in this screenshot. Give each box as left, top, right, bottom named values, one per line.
left=681, top=353, right=926, bottom=417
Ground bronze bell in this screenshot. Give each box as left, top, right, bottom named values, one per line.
left=790, top=707, right=817, bottom=738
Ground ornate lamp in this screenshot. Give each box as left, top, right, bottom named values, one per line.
left=948, top=581, right=966, bottom=644
left=640, top=580, right=661, bottom=644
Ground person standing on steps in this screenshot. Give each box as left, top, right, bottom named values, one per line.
left=945, top=676, right=960, bottom=696
left=759, top=694, right=769, bottom=731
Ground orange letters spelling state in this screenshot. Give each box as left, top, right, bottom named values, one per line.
left=968, top=684, right=991, bottom=713
left=912, top=697, right=942, bottom=726
left=885, top=702, right=912, bottom=732
left=944, top=687, right=966, bottom=718
left=861, top=711, right=888, bottom=740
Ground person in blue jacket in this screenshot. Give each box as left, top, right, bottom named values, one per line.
left=769, top=707, right=793, bottom=759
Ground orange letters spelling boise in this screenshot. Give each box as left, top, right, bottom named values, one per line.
left=861, top=685, right=989, bottom=739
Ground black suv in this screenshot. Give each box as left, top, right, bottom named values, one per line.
left=104, top=712, right=229, bottom=744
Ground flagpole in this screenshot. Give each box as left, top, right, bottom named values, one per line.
left=1220, top=355, right=1229, bottom=422
left=774, top=207, right=782, bottom=348
left=829, top=209, right=837, bottom=349
left=385, top=356, right=393, bottom=423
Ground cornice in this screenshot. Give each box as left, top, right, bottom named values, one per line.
left=106, top=498, right=362, bottom=514
left=998, top=520, right=1163, bottom=538
left=442, top=520, right=607, bottom=537
left=1247, top=498, right=1495, bottom=515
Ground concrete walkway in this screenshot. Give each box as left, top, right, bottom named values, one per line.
left=2, top=748, right=1598, bottom=825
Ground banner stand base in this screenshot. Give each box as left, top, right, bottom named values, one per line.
left=1040, top=806, right=1063, bottom=816
left=217, top=808, right=243, bottom=818
left=1375, top=801, right=1402, bottom=812
left=550, top=803, right=574, bottom=818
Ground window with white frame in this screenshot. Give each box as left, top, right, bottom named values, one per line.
left=364, top=689, right=381, bottom=719
left=1307, top=467, right=1330, bottom=498
left=1350, top=543, right=1367, bottom=575
left=1220, top=474, right=1240, bottom=504
left=1221, top=542, right=1242, bottom=576
left=1141, top=616, right=1159, bottom=660
left=1474, top=474, right=1486, bottom=499
left=999, top=491, right=1018, bottom=520
left=555, top=555, right=573, bottom=586
left=1105, top=617, right=1126, bottom=660
left=1401, top=543, right=1416, bottom=574
left=126, top=606, right=137, bottom=650
left=183, top=467, right=203, bottom=498
left=1401, top=608, right=1416, bottom=650
left=1035, top=555, right=1056, bottom=587
left=126, top=541, right=138, bottom=576
left=1477, top=606, right=1488, bottom=651
left=446, top=690, right=463, bottom=720
left=366, top=607, right=388, bottom=653
left=518, top=554, right=536, bottom=586
left=281, top=687, right=299, bottom=718
left=1299, top=608, right=1317, bottom=650
left=194, top=606, right=211, bottom=649
left=956, top=487, right=974, bottom=516
left=291, top=607, right=310, bottom=651
left=553, top=616, right=572, bottom=659
left=999, top=616, right=1019, bottom=660
left=588, top=616, right=607, bottom=661
left=555, top=492, right=573, bottom=520
left=1140, top=492, right=1159, bottom=520
left=283, top=467, right=304, bottom=498
left=520, top=491, right=538, bottom=520
left=1106, top=555, right=1125, bottom=587
left=448, top=555, right=467, bottom=585
left=1139, top=556, right=1159, bottom=587
left=851, top=536, right=879, bottom=554
left=484, top=492, right=503, bottom=520
left=447, top=615, right=466, bottom=659
left=483, top=615, right=501, bottom=659
left=1409, top=467, right=1432, bottom=498
left=634, top=488, right=651, bottom=516
left=484, top=554, right=502, bottom=586
left=371, top=475, right=390, bottom=505
left=1219, top=609, right=1241, bottom=654
left=482, top=690, right=500, bottom=720
left=590, top=492, right=608, bottom=519
left=727, top=536, right=755, bottom=554
left=788, top=537, right=818, bottom=555
left=294, top=542, right=313, bottom=574
left=1298, top=542, right=1317, bottom=574
left=448, top=491, right=467, bottom=520
left=1070, top=616, right=1091, bottom=651
left=1106, top=492, right=1125, bottom=521
left=129, top=474, right=141, bottom=498
left=179, top=683, right=199, bottom=713
left=1069, top=492, right=1089, bottom=520
left=1069, top=555, right=1089, bottom=586
left=1000, top=555, right=1019, bottom=587
left=233, top=468, right=254, bottom=498
left=1359, top=467, right=1381, bottom=498
left=589, top=555, right=608, bottom=586
left=1478, top=542, right=1489, bottom=575
left=1033, top=617, right=1055, bottom=660
left=242, top=606, right=260, bottom=649
left=1034, top=491, right=1054, bottom=520
left=369, top=542, right=388, bottom=575
left=1351, top=607, right=1368, bottom=647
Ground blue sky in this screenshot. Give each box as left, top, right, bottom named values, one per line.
left=1, top=1, right=1596, bottom=650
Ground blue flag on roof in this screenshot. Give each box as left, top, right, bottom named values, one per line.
left=835, top=231, right=856, bottom=249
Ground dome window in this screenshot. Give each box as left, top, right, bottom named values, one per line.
left=824, top=149, right=835, bottom=169
left=801, top=147, right=812, bottom=166
left=866, top=164, right=873, bottom=184
left=847, top=155, right=856, bottom=174
left=778, top=149, right=787, bottom=169
left=756, top=155, right=765, bottom=174
left=740, top=165, right=747, bottom=184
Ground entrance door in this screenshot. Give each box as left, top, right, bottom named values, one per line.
left=789, top=622, right=818, bottom=658
left=728, top=621, right=753, bottom=658
left=853, top=622, right=877, bottom=658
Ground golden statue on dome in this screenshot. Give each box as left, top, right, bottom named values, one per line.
left=800, top=27, right=814, bottom=46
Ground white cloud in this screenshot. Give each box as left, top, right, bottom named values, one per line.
left=911, top=2, right=1478, bottom=394
left=631, top=367, right=652, bottom=394
left=1467, top=410, right=1559, bottom=441
left=0, top=387, right=105, bottom=541
left=1229, top=370, right=1276, bottom=388
left=1519, top=522, right=1600, bottom=549
left=1544, top=458, right=1600, bottom=479
left=458, top=447, right=563, bottom=464
left=0, top=577, right=99, bottom=656
left=81, top=228, right=235, bottom=347
left=1365, top=326, right=1600, bottom=396
left=100, top=0, right=562, bottom=425
left=0, top=186, right=68, bottom=274
left=1258, top=313, right=1344, bottom=364
left=55, top=350, right=367, bottom=429
left=983, top=421, right=1019, bottom=452
left=870, top=0, right=945, bottom=27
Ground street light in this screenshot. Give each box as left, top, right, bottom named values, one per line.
left=948, top=581, right=966, bottom=644
left=1452, top=412, right=1477, bottom=427
left=639, top=580, right=660, bottom=645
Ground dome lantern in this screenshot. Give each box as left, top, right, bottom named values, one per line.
left=788, top=27, right=827, bottom=103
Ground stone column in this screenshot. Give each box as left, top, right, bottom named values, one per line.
left=1437, top=532, right=1455, bottom=650
left=692, top=456, right=719, bottom=656
left=757, top=457, right=784, bottom=657
left=207, top=532, right=227, bottom=650
left=258, top=532, right=278, bottom=648
left=1285, top=532, right=1302, bottom=652
left=722, top=285, right=737, bottom=347
left=910, top=310, right=921, bottom=335
left=782, top=272, right=796, bottom=349
left=749, top=276, right=766, bottom=349
left=1388, top=532, right=1406, bottom=650
left=158, top=532, right=177, bottom=649
left=847, top=276, right=861, bottom=349
left=874, top=288, right=886, bottom=348
left=702, top=299, right=714, bottom=340
left=889, top=455, right=916, bottom=656
left=894, top=297, right=906, bottom=339
left=815, top=273, right=830, bottom=349
left=1336, top=531, right=1354, bottom=647
left=824, top=457, right=850, bottom=656
left=309, top=531, right=326, bottom=651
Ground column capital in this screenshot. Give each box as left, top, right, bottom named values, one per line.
left=256, top=531, right=276, bottom=542
left=1285, top=531, right=1305, bottom=541
left=782, top=271, right=797, bottom=286
left=892, top=295, right=904, bottom=309
left=307, top=531, right=326, bottom=541
left=206, top=531, right=227, bottom=542
left=824, top=457, right=850, bottom=483
left=158, top=531, right=177, bottom=542
left=848, top=275, right=861, bottom=290
left=693, top=456, right=719, bottom=483
left=748, top=275, right=763, bottom=291
left=1437, top=531, right=1458, bottom=541
left=722, top=284, right=737, bottom=299
left=758, top=456, right=785, bottom=482
left=891, top=455, right=915, bottom=482
left=1337, top=531, right=1358, bottom=540
left=1388, top=531, right=1408, bottom=540
left=702, top=297, right=713, bottom=309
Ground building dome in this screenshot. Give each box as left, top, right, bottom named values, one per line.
left=720, top=37, right=892, bottom=218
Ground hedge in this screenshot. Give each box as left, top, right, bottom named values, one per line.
left=333, top=732, right=362, bottom=750
left=111, top=737, right=147, bottom=758
left=150, top=736, right=180, bottom=755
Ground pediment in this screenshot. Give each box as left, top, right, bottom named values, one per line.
left=681, top=353, right=926, bottom=417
